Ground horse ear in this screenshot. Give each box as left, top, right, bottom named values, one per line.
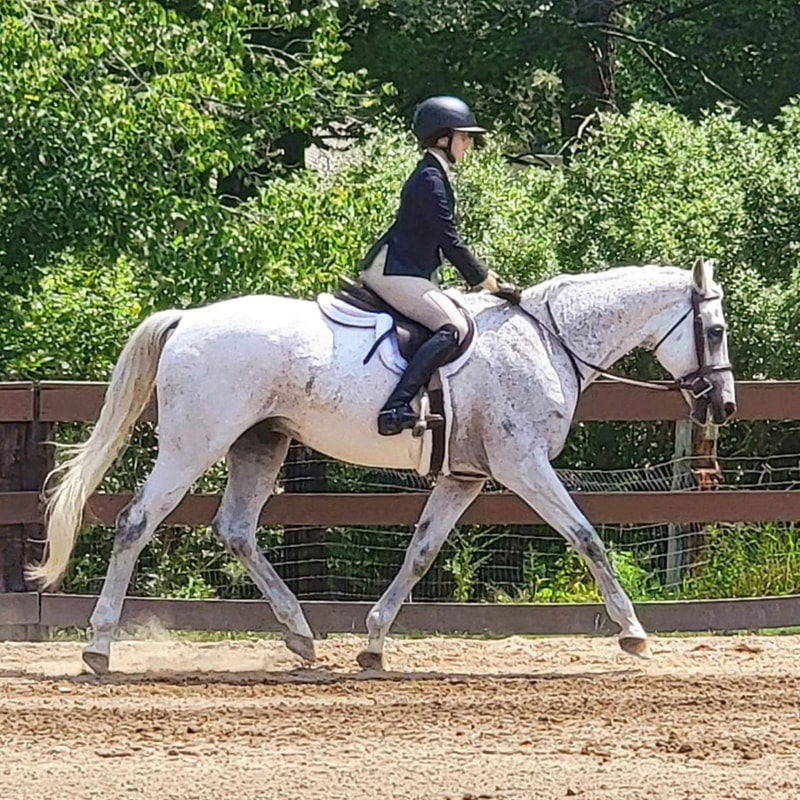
left=691, top=256, right=713, bottom=293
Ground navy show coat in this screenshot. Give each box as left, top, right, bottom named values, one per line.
left=361, top=152, right=489, bottom=287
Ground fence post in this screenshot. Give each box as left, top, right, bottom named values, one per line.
left=689, top=422, right=720, bottom=572
left=281, top=443, right=328, bottom=599
left=666, top=418, right=721, bottom=587
left=665, top=418, right=693, bottom=587
left=0, top=387, right=53, bottom=639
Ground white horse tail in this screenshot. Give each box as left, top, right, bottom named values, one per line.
left=28, top=309, right=184, bottom=588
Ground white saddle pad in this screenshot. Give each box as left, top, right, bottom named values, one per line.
left=317, top=292, right=475, bottom=376
left=317, top=293, right=407, bottom=374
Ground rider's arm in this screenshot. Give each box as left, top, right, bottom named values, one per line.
left=418, top=167, right=490, bottom=287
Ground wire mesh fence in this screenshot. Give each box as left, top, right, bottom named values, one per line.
left=55, top=419, right=800, bottom=604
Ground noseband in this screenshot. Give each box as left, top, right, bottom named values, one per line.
left=517, top=288, right=733, bottom=398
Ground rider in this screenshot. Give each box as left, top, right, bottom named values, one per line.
left=359, top=95, right=521, bottom=437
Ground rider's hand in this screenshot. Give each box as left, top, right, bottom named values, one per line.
left=478, top=271, right=522, bottom=304
left=493, top=281, right=523, bottom=305
left=478, top=270, right=500, bottom=293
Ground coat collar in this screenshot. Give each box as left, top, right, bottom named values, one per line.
left=424, top=148, right=453, bottom=183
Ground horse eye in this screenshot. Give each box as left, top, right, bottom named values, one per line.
left=707, top=325, right=725, bottom=340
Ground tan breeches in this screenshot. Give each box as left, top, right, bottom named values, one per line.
left=360, top=247, right=469, bottom=342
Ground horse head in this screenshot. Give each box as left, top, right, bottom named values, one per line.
left=651, top=257, right=736, bottom=426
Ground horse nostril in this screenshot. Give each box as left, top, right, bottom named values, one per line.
left=724, top=401, right=737, bottom=418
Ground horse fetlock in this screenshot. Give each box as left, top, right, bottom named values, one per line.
left=621, top=618, right=647, bottom=640
left=224, top=534, right=253, bottom=560
left=365, top=604, right=381, bottom=629
left=84, top=630, right=111, bottom=653
left=89, top=606, right=118, bottom=639
left=267, top=593, right=313, bottom=638
left=359, top=607, right=387, bottom=669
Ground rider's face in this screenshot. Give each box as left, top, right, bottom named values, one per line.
left=450, top=131, right=473, bottom=162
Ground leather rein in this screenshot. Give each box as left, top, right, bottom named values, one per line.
left=516, top=288, right=733, bottom=398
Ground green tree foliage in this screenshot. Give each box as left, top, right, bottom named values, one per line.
left=0, top=132, right=415, bottom=377
left=8, top=100, right=800, bottom=383
left=0, top=0, right=366, bottom=316
left=615, top=0, right=800, bottom=122
left=339, top=0, right=800, bottom=148
left=338, top=0, right=600, bottom=148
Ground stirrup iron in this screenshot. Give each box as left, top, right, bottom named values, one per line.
left=412, top=393, right=444, bottom=438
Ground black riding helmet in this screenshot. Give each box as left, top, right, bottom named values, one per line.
left=412, top=96, right=487, bottom=159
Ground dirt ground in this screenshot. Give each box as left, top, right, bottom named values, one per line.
left=0, top=634, right=799, bottom=800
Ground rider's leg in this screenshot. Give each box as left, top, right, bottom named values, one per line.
left=361, top=260, right=470, bottom=340
left=377, top=324, right=460, bottom=435
left=361, top=256, right=469, bottom=435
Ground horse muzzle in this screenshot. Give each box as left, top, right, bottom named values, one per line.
left=683, top=369, right=736, bottom=426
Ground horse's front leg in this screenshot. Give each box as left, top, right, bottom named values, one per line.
left=357, top=475, right=485, bottom=670
left=491, top=450, right=651, bottom=658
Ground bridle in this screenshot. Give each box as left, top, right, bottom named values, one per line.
left=651, top=289, right=733, bottom=398
left=516, top=288, right=734, bottom=398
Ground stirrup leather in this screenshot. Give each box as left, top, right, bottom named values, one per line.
left=411, top=392, right=444, bottom=438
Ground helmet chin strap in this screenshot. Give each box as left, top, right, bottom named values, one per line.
left=444, top=132, right=456, bottom=164
left=427, top=132, right=456, bottom=164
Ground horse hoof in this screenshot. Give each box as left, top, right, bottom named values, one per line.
left=356, top=650, right=385, bottom=671
left=619, top=637, right=652, bottom=660
left=285, top=632, right=316, bottom=663
left=82, top=649, right=110, bottom=675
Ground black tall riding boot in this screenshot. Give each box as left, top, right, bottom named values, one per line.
left=377, top=325, right=460, bottom=436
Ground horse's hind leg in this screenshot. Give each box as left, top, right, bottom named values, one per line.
left=211, top=424, right=315, bottom=663
left=357, top=475, right=485, bottom=670
left=83, top=440, right=229, bottom=675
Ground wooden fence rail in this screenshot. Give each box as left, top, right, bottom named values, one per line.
left=21, top=379, right=800, bottom=422
left=2, top=593, right=800, bottom=636
left=2, top=380, right=800, bottom=637
left=5, top=489, right=800, bottom=531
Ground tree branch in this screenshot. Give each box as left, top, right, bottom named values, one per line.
left=636, top=43, right=679, bottom=102
left=639, top=0, right=725, bottom=31
left=570, top=19, right=748, bottom=108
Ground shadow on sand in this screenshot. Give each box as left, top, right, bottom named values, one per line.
left=0, top=663, right=643, bottom=687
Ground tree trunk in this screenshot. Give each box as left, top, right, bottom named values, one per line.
left=560, top=0, right=617, bottom=141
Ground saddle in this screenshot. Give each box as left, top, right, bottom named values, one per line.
left=320, top=278, right=477, bottom=471
left=333, top=277, right=475, bottom=365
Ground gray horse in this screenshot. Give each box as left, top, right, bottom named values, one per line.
left=31, top=258, right=735, bottom=673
